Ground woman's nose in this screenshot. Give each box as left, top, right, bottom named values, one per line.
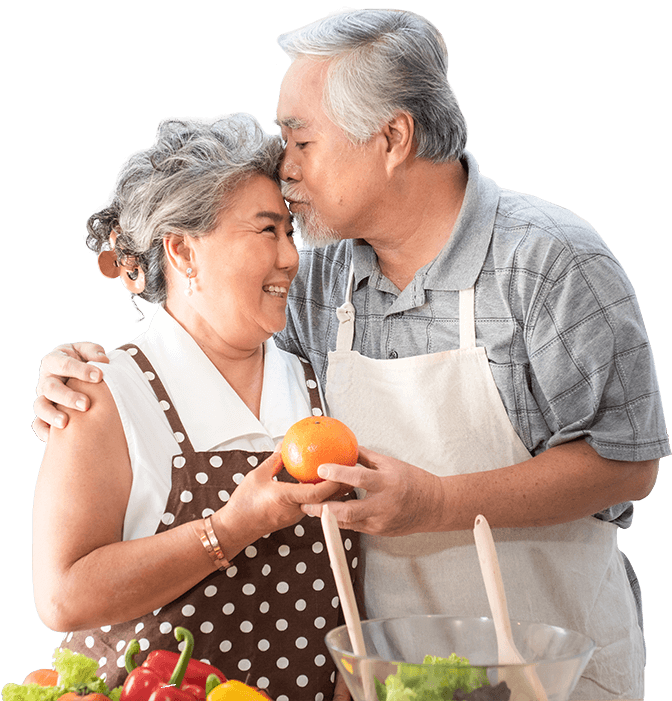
left=278, top=232, right=300, bottom=272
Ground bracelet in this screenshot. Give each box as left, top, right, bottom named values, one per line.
left=200, top=516, right=231, bottom=571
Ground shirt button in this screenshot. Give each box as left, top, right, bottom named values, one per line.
left=388, top=350, right=398, bottom=359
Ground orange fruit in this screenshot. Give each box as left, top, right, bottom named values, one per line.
left=23, top=669, right=59, bottom=686
left=281, top=416, right=358, bottom=483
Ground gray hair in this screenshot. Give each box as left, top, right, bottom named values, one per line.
left=278, top=9, right=467, bottom=163
left=86, top=114, right=284, bottom=304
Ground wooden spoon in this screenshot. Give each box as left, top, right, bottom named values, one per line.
left=473, top=514, right=548, bottom=701
left=321, top=504, right=375, bottom=701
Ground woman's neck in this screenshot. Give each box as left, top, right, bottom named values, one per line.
left=163, top=302, right=266, bottom=419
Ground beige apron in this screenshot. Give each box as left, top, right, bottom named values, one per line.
left=325, top=271, right=644, bottom=700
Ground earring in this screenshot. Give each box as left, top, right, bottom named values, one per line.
left=185, top=268, right=194, bottom=296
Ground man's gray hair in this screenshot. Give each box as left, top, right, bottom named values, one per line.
left=278, top=9, right=467, bottom=163
left=86, top=114, right=283, bottom=304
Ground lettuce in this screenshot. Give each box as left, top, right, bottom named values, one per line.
left=377, top=653, right=489, bottom=701
left=1, top=648, right=118, bottom=701
left=52, top=648, right=100, bottom=688
left=1, top=684, right=63, bottom=701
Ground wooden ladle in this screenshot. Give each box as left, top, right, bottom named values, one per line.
left=473, top=514, right=548, bottom=701
left=321, top=504, right=375, bottom=701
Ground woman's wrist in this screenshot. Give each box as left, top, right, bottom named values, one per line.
left=198, top=516, right=231, bottom=571
left=207, top=509, right=258, bottom=566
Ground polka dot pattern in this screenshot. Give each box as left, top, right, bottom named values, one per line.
left=62, top=343, right=360, bottom=701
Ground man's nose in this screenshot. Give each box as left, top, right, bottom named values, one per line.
left=279, top=148, right=300, bottom=182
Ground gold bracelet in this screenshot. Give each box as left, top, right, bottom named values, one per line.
left=201, top=516, right=230, bottom=571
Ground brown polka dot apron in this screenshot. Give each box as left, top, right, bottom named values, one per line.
left=62, top=344, right=360, bottom=701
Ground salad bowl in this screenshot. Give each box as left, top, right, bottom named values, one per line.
left=325, top=615, right=595, bottom=701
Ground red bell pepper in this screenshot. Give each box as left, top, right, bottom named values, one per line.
left=120, top=628, right=225, bottom=701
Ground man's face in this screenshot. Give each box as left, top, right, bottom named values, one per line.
left=276, top=58, right=386, bottom=246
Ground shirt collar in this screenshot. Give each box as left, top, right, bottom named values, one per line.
left=351, top=151, right=500, bottom=292
left=139, top=307, right=288, bottom=451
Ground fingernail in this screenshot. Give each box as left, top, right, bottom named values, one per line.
left=88, top=370, right=100, bottom=381
left=317, top=465, right=329, bottom=479
left=75, top=399, right=87, bottom=411
left=55, top=415, right=66, bottom=429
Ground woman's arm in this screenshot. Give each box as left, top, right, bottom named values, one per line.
left=33, top=377, right=217, bottom=630
left=33, top=376, right=341, bottom=632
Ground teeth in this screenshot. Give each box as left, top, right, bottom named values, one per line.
left=264, top=285, right=287, bottom=296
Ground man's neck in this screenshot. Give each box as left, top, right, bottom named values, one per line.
left=365, top=158, right=468, bottom=292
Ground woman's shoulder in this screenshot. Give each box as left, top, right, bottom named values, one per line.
left=62, top=374, right=118, bottom=426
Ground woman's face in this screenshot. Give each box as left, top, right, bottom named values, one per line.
left=173, top=174, right=299, bottom=353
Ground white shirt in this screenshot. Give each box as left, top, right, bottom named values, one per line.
left=93, top=306, right=322, bottom=541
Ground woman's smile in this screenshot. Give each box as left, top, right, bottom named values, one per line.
left=263, top=284, right=289, bottom=298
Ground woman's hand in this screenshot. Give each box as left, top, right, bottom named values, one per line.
left=212, top=450, right=347, bottom=558
left=332, top=672, right=351, bottom=701
left=33, top=342, right=109, bottom=439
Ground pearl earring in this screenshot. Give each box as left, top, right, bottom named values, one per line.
left=185, top=268, right=194, bottom=296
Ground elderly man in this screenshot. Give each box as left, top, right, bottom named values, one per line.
left=35, top=9, right=667, bottom=700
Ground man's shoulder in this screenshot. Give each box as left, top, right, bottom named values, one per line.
left=491, top=188, right=618, bottom=270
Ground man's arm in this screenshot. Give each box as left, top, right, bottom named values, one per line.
left=303, top=439, right=659, bottom=535
left=33, top=342, right=109, bottom=440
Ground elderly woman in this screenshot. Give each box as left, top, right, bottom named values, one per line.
left=33, top=115, right=358, bottom=701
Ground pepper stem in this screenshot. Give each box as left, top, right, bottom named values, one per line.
left=205, top=674, right=222, bottom=696
left=168, top=627, right=195, bottom=688
left=124, top=639, right=141, bottom=673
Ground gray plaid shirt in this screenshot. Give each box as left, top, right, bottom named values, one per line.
left=275, top=152, right=669, bottom=530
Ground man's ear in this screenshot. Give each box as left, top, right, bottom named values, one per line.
left=381, top=112, right=415, bottom=174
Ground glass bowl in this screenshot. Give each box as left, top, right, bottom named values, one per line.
left=325, top=615, right=595, bottom=701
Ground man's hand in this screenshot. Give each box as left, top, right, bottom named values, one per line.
left=301, top=446, right=445, bottom=536
left=33, top=342, right=109, bottom=440
left=303, top=439, right=659, bottom=536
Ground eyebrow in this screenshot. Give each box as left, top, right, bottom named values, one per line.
left=275, top=117, right=308, bottom=130
left=256, top=210, right=294, bottom=226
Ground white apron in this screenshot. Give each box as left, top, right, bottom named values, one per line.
left=325, top=271, right=644, bottom=700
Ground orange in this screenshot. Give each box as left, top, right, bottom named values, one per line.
left=281, top=416, right=358, bottom=483
left=22, top=669, right=59, bottom=686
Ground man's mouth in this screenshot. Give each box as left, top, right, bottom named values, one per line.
left=263, top=285, right=288, bottom=298
left=287, top=200, right=307, bottom=213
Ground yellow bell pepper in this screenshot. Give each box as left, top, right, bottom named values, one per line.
left=206, top=680, right=270, bottom=701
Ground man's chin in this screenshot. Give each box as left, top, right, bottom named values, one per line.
left=294, top=212, right=342, bottom=248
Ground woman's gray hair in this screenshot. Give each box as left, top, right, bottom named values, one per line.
left=277, top=9, right=467, bottom=163
left=86, top=114, right=284, bottom=304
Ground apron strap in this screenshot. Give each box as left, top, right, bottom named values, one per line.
left=118, top=343, right=196, bottom=454
left=335, top=265, right=477, bottom=352
left=335, top=262, right=356, bottom=352
left=459, top=287, right=476, bottom=349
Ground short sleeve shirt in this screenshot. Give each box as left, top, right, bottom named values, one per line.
left=95, top=306, right=324, bottom=541
left=275, top=152, right=670, bottom=528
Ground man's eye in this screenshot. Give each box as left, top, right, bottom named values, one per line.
left=295, top=142, right=308, bottom=150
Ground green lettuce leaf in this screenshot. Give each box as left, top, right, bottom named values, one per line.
left=52, top=648, right=101, bottom=688
left=380, top=653, right=489, bottom=701
left=1, top=684, right=63, bottom=701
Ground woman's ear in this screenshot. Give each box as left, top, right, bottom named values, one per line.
left=163, top=233, right=193, bottom=275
